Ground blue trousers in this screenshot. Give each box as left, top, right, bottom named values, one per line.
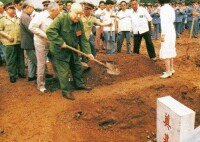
left=152, top=24, right=160, bottom=39
left=188, top=20, right=199, bottom=37
left=104, top=31, right=115, bottom=54
left=175, top=22, right=182, bottom=37
left=117, top=31, right=131, bottom=54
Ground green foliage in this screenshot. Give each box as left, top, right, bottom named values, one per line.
left=2, top=0, right=13, bottom=4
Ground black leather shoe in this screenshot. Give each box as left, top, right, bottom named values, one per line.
left=28, top=76, right=37, bottom=81
left=18, top=74, right=26, bottom=78
left=45, top=74, right=53, bottom=78
left=10, top=77, right=16, bottom=83
left=63, top=93, right=75, bottom=100
left=76, top=86, right=92, bottom=91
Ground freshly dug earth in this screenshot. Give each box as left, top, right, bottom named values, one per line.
left=0, top=32, right=200, bottom=142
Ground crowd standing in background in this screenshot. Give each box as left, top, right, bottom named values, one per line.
left=0, top=0, right=199, bottom=100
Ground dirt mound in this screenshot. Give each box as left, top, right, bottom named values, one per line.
left=84, top=54, right=163, bottom=87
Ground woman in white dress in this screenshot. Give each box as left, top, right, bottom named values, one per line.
left=159, top=0, right=176, bottom=78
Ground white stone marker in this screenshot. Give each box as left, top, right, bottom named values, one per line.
left=157, top=96, right=195, bottom=142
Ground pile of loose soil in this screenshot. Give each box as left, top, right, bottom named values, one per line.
left=84, top=53, right=163, bottom=87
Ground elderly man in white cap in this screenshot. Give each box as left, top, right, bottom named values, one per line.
left=29, top=2, right=60, bottom=93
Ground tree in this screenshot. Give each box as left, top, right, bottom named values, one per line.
left=2, top=0, right=13, bottom=4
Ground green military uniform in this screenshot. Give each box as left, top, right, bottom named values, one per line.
left=81, top=15, right=100, bottom=40
left=46, top=13, right=91, bottom=95
left=0, top=15, right=25, bottom=78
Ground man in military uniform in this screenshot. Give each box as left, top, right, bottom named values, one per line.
left=42, top=0, right=51, bottom=11
left=82, top=2, right=111, bottom=57
left=0, top=2, right=25, bottom=83
left=56, top=0, right=65, bottom=14
left=46, top=3, right=94, bottom=100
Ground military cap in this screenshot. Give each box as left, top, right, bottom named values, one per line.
left=42, top=0, right=51, bottom=5
left=4, top=2, right=15, bottom=10
left=56, top=0, right=64, bottom=5
left=84, top=1, right=95, bottom=9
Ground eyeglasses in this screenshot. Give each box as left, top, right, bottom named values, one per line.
left=121, top=4, right=126, bottom=6
left=43, top=4, right=48, bottom=7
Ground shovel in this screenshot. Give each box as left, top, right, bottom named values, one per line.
left=189, top=17, right=195, bottom=39
left=186, top=17, right=195, bottom=59
left=62, top=44, right=120, bottom=75
left=106, top=11, right=114, bottom=54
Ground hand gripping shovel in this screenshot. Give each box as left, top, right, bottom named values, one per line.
left=62, top=44, right=120, bottom=75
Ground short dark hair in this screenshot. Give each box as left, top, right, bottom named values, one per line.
left=120, top=1, right=127, bottom=5
left=158, top=0, right=171, bottom=5
left=99, top=1, right=105, bottom=5
left=14, top=0, right=23, bottom=4
left=66, top=1, right=73, bottom=5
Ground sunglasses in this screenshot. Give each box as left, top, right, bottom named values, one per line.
left=43, top=4, right=49, bottom=7
left=9, top=7, right=16, bottom=10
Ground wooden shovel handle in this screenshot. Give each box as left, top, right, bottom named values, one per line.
left=62, top=44, right=108, bottom=68
left=190, top=17, right=195, bottom=39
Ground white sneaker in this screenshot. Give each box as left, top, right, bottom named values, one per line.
left=160, top=72, right=172, bottom=79
left=171, top=69, right=175, bottom=74
left=39, top=88, right=47, bottom=93
left=163, top=70, right=175, bottom=75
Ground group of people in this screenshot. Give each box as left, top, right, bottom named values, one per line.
left=146, top=1, right=200, bottom=39
left=0, top=0, right=177, bottom=100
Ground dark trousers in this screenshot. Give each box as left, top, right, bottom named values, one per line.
left=133, top=31, right=156, bottom=58
left=0, top=53, right=2, bottom=66
left=4, top=44, right=25, bottom=77
left=53, top=54, right=85, bottom=95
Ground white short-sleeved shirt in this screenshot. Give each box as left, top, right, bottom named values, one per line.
left=117, top=9, right=132, bottom=32
left=130, top=6, right=152, bottom=34
left=102, top=9, right=116, bottom=31
left=95, top=8, right=105, bottom=19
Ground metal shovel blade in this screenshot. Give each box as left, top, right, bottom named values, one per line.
left=105, top=62, right=120, bottom=75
